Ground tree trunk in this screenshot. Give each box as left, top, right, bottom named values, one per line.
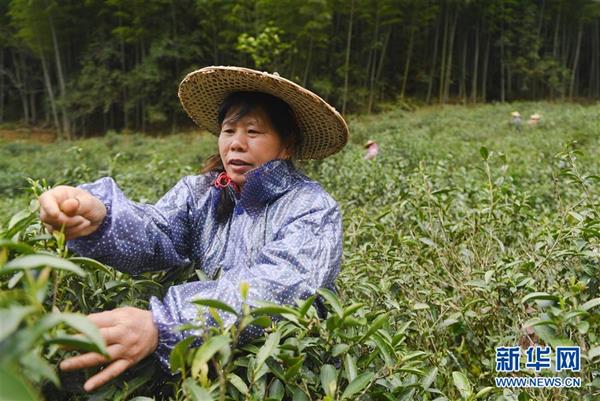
left=141, top=39, right=146, bottom=132
left=119, top=12, right=128, bottom=131
left=170, top=0, right=178, bottom=132
left=438, top=4, right=449, bottom=103
left=481, top=35, right=490, bottom=102
left=170, top=2, right=180, bottom=77
left=302, top=36, right=314, bottom=87
left=29, top=83, right=36, bottom=124
left=569, top=22, right=582, bottom=99
left=552, top=12, right=560, bottom=59
left=48, top=7, right=71, bottom=139
left=110, top=104, right=114, bottom=130
left=507, top=63, right=512, bottom=100
left=375, top=26, right=391, bottom=86
left=121, top=51, right=128, bottom=129
left=366, top=6, right=379, bottom=101
left=135, top=42, right=141, bottom=130
left=341, top=0, right=354, bottom=115
left=500, top=38, right=505, bottom=102
left=537, top=0, right=545, bottom=37
left=470, top=24, right=479, bottom=103
left=364, top=43, right=373, bottom=90
left=459, top=33, right=467, bottom=103
left=0, top=48, right=4, bottom=123
left=560, top=18, right=568, bottom=100
left=590, top=23, right=595, bottom=97
left=427, top=17, right=440, bottom=104
left=443, top=7, right=457, bottom=103
left=551, top=12, right=560, bottom=99
left=212, top=16, right=218, bottom=64
left=534, top=0, right=545, bottom=98
left=400, top=26, right=415, bottom=100
left=288, top=50, right=295, bottom=83
left=14, top=50, right=30, bottom=124
left=40, top=50, right=62, bottom=137
left=593, top=20, right=600, bottom=97
left=326, top=12, right=340, bottom=73
left=370, top=25, right=391, bottom=111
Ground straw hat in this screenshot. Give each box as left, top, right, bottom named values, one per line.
left=364, top=139, right=376, bottom=148
left=178, top=66, right=349, bottom=160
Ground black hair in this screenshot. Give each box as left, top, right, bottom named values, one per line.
left=205, top=91, right=303, bottom=224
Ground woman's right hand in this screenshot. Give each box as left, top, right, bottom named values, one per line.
left=39, top=186, right=107, bottom=240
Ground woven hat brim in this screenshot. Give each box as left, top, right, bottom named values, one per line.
left=178, top=66, right=349, bottom=160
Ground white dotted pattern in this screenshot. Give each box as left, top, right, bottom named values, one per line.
left=68, top=159, right=342, bottom=369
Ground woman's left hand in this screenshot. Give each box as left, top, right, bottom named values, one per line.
left=59, top=307, right=159, bottom=392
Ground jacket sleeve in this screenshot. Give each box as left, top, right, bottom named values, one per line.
left=149, top=190, right=342, bottom=369
left=67, top=175, right=210, bottom=275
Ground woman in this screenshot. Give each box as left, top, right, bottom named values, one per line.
left=38, top=66, right=349, bottom=392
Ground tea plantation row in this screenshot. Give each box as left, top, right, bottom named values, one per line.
left=1, top=102, right=599, bottom=400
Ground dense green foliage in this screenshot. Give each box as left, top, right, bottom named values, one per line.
left=1, top=0, right=600, bottom=137
left=1, top=102, right=600, bottom=400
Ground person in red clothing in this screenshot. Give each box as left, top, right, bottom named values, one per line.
left=364, top=139, right=379, bottom=160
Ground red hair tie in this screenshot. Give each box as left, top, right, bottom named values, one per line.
left=213, top=172, right=240, bottom=192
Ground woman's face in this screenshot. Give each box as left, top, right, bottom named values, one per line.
left=218, top=106, right=290, bottom=187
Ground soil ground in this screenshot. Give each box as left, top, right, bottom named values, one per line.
left=0, top=128, right=57, bottom=143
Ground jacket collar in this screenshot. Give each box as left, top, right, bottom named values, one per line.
left=238, top=159, right=301, bottom=209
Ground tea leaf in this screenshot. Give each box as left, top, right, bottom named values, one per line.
left=452, top=371, right=473, bottom=400
left=3, top=255, right=85, bottom=277
left=0, top=305, right=36, bottom=342
left=582, top=297, right=600, bottom=311
left=255, top=331, right=280, bottom=375
left=341, top=371, right=374, bottom=399
left=192, top=299, right=238, bottom=316
left=191, top=335, right=229, bottom=378
left=320, top=364, right=337, bottom=398
left=0, top=367, right=39, bottom=401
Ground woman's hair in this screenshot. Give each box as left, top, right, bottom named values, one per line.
left=201, top=91, right=303, bottom=223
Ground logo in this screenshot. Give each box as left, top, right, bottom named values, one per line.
left=494, top=346, right=581, bottom=388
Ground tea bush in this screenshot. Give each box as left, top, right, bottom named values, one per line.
left=1, top=102, right=599, bottom=400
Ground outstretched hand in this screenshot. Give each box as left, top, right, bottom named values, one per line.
left=39, top=185, right=107, bottom=240
left=60, top=307, right=159, bottom=392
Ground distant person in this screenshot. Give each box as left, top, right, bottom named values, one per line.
left=364, top=139, right=379, bottom=160
left=511, top=111, right=522, bottom=131
left=38, top=66, right=348, bottom=392
left=528, top=113, right=541, bottom=126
